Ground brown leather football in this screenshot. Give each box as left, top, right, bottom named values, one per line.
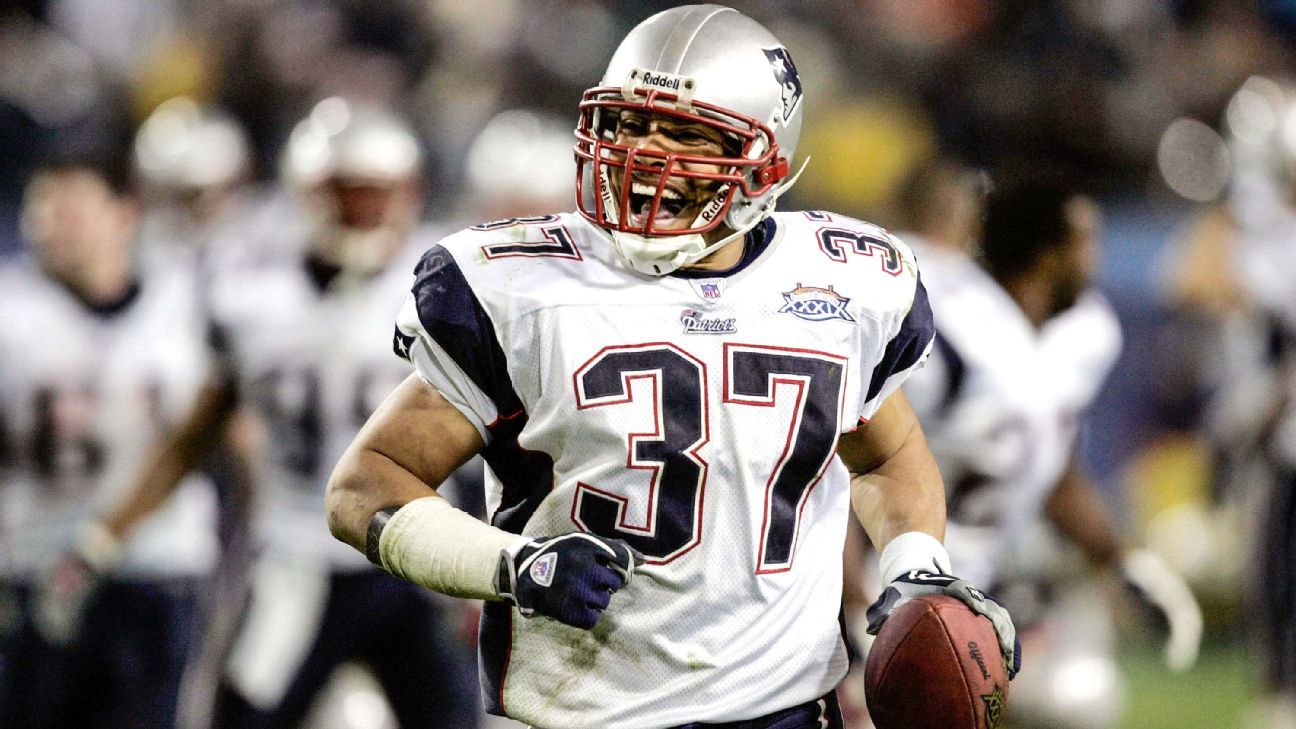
left=864, top=594, right=1010, bottom=729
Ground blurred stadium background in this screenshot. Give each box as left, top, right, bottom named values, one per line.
left=4, top=0, right=1296, bottom=727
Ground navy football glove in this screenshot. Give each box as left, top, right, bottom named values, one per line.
left=496, top=533, right=643, bottom=630
left=867, top=569, right=1021, bottom=679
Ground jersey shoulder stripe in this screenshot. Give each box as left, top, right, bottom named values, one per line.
left=400, top=244, right=522, bottom=420
left=865, top=273, right=935, bottom=403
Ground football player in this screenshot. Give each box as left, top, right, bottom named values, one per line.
left=326, top=6, right=1018, bottom=728
left=131, top=96, right=305, bottom=265
left=132, top=97, right=252, bottom=249
left=0, top=153, right=220, bottom=728
left=900, top=167, right=1203, bottom=729
left=459, top=108, right=579, bottom=223
left=1170, top=76, right=1296, bottom=728
left=88, top=99, right=482, bottom=728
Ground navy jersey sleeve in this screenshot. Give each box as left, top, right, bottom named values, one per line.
left=860, top=274, right=936, bottom=421
left=395, top=245, right=522, bottom=438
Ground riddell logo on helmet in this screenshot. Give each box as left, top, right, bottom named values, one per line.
left=630, top=69, right=691, bottom=95
left=641, top=72, right=680, bottom=90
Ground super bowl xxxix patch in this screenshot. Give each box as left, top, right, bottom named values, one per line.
left=778, top=284, right=854, bottom=322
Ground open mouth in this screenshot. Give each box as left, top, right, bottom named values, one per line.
left=627, top=181, right=691, bottom=227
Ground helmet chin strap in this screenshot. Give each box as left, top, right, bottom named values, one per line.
left=610, top=226, right=744, bottom=276
left=606, top=157, right=809, bottom=276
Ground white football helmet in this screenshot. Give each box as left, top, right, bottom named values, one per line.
left=133, top=97, right=250, bottom=193
left=575, top=4, right=806, bottom=275
left=281, top=98, right=423, bottom=274
left=465, top=109, right=576, bottom=219
left=1223, top=76, right=1296, bottom=216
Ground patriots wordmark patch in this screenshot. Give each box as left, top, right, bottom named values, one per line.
left=778, top=284, right=854, bottom=322
left=531, top=553, right=557, bottom=587
left=680, top=308, right=737, bottom=335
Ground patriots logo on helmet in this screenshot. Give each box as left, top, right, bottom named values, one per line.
left=763, top=47, right=802, bottom=120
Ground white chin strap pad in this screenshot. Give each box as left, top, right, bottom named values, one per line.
left=604, top=158, right=808, bottom=277
left=611, top=225, right=753, bottom=276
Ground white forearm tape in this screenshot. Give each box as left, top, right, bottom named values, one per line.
left=377, top=496, right=530, bottom=600
left=878, top=531, right=952, bottom=585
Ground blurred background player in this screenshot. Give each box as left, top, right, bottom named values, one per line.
left=458, top=108, right=579, bottom=225
left=131, top=96, right=303, bottom=264
left=896, top=165, right=1203, bottom=729
left=87, top=98, right=482, bottom=729
left=0, top=152, right=220, bottom=728
left=1164, top=75, right=1296, bottom=728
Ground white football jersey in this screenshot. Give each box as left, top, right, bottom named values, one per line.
left=206, top=229, right=438, bottom=570
left=0, top=257, right=218, bottom=579
left=903, top=238, right=1122, bottom=588
left=395, top=211, right=934, bottom=728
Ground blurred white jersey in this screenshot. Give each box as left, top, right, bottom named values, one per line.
left=1229, top=164, right=1296, bottom=333
left=0, top=257, right=218, bottom=579
left=206, top=230, right=436, bottom=570
left=903, top=239, right=1122, bottom=588
left=395, top=211, right=934, bottom=728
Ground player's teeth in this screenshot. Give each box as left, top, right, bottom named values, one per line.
left=631, top=182, right=682, bottom=199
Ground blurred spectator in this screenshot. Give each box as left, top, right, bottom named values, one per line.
left=0, top=151, right=220, bottom=728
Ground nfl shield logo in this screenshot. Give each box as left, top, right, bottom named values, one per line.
left=530, top=553, right=557, bottom=587
left=700, top=283, right=720, bottom=299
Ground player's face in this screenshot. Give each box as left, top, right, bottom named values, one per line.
left=305, top=175, right=421, bottom=273
left=1051, top=196, right=1099, bottom=315
left=320, top=177, right=420, bottom=232
left=607, top=110, right=736, bottom=232
left=21, top=169, right=136, bottom=279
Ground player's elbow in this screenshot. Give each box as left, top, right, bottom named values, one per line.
left=325, top=448, right=367, bottom=550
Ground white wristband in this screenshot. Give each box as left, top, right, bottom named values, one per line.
left=878, top=531, right=952, bottom=585
left=377, top=496, right=531, bottom=600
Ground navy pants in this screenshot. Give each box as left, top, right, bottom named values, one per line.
left=671, top=691, right=844, bottom=729
left=0, top=578, right=198, bottom=729
left=214, top=568, right=481, bottom=729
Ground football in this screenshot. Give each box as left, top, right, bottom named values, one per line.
left=864, top=595, right=1010, bottom=729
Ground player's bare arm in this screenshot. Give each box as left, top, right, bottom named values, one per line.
left=1046, top=456, right=1203, bottom=671
left=327, top=373, right=641, bottom=629
left=842, top=389, right=1021, bottom=677
left=326, top=372, right=484, bottom=551
left=839, top=389, right=945, bottom=551
left=1043, top=456, right=1124, bottom=567
left=102, top=375, right=239, bottom=540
